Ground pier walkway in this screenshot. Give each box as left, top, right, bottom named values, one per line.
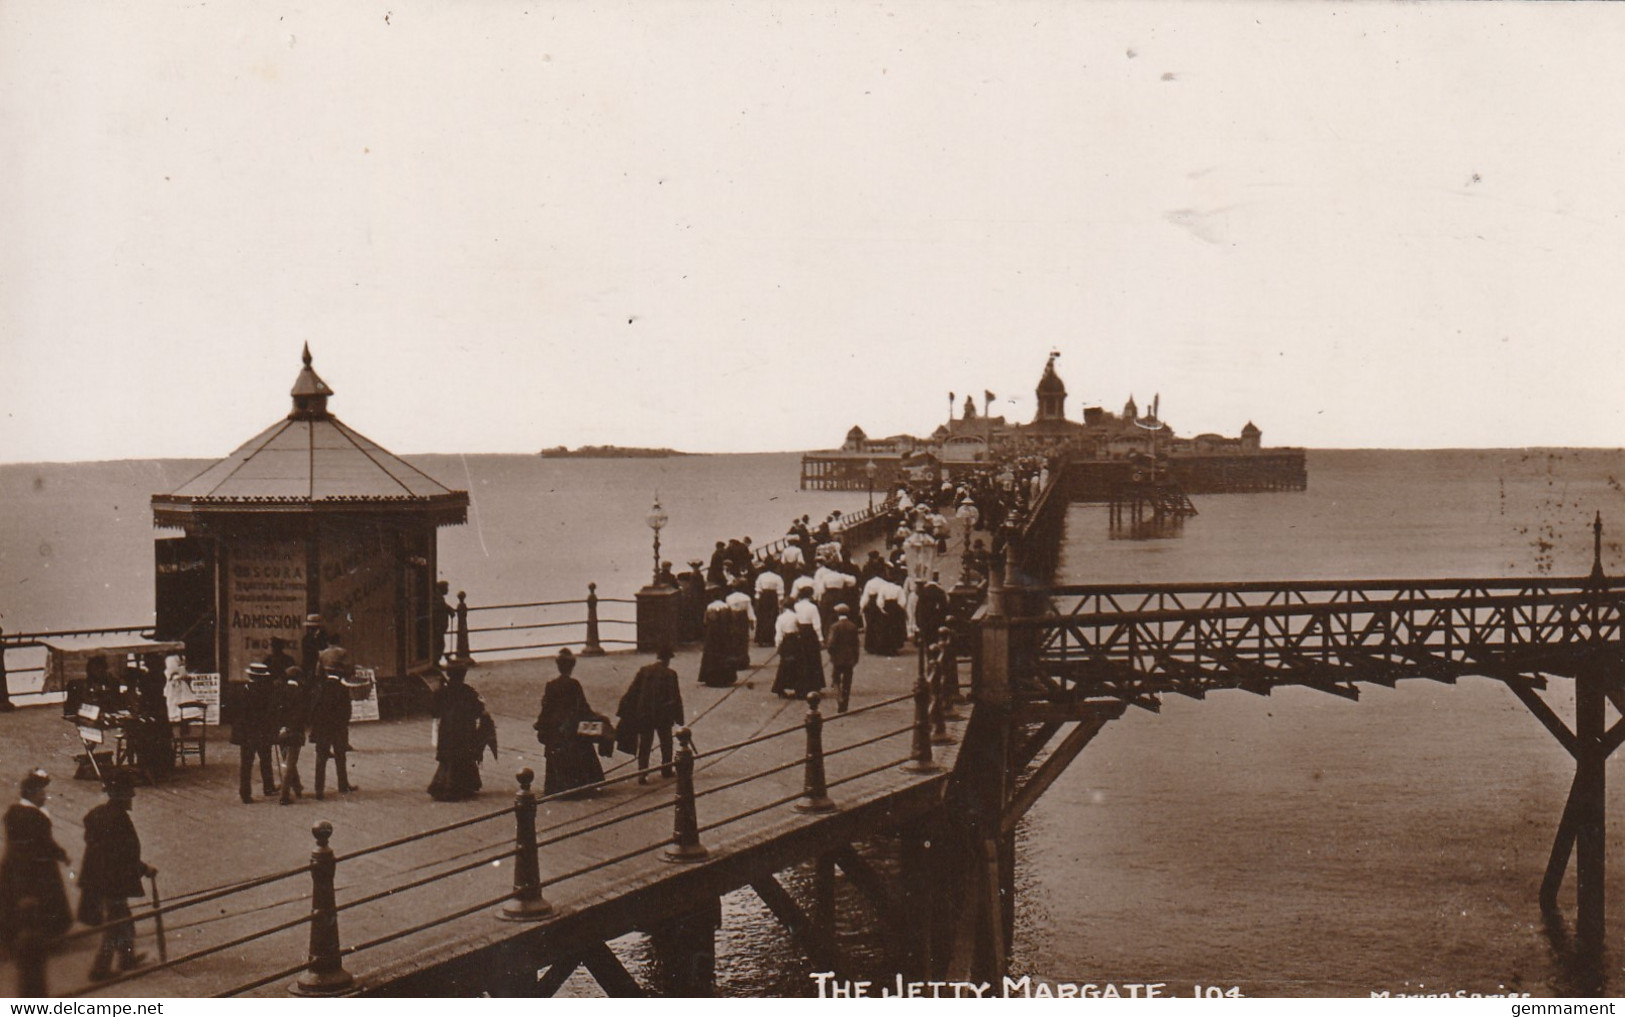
left=2, top=509, right=970, bottom=998
left=0, top=641, right=958, bottom=997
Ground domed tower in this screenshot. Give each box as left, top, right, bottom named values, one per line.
left=1034, top=351, right=1067, bottom=423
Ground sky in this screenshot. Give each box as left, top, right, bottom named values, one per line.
left=3, top=1, right=1625, bottom=464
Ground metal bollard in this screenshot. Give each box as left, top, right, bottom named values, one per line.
left=900, top=675, right=942, bottom=774
left=582, top=583, right=606, bottom=656
left=795, top=692, right=837, bottom=813
left=292, top=821, right=354, bottom=996
left=500, top=768, right=554, bottom=921
left=15, top=898, right=46, bottom=995
left=663, top=728, right=709, bottom=862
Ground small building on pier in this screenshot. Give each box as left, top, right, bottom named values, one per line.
left=150, top=348, right=468, bottom=709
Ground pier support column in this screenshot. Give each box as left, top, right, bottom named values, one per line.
left=940, top=707, right=1012, bottom=985
left=646, top=899, right=721, bottom=997
left=900, top=827, right=940, bottom=979
left=1574, top=665, right=1607, bottom=954
left=813, top=853, right=836, bottom=934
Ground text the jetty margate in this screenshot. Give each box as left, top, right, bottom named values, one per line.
left=2, top=349, right=1623, bottom=999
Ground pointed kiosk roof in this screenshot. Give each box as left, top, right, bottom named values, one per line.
left=152, top=347, right=469, bottom=527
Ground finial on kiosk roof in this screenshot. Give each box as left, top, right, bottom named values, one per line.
left=289, top=344, right=334, bottom=420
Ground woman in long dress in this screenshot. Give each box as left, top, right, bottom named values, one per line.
left=754, top=564, right=782, bottom=647
left=698, top=598, right=738, bottom=688
left=534, top=649, right=606, bottom=797
left=770, top=604, right=803, bottom=697
left=0, top=769, right=72, bottom=951
left=429, top=668, right=489, bottom=801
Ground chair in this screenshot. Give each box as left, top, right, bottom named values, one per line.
left=173, top=702, right=207, bottom=768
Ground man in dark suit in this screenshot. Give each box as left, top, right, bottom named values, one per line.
left=308, top=667, right=356, bottom=799
left=615, top=647, right=684, bottom=783
left=79, top=772, right=155, bottom=980
left=231, top=662, right=279, bottom=803
left=825, top=604, right=862, bottom=713
left=431, top=581, right=453, bottom=666
left=300, top=614, right=330, bottom=679
left=913, top=574, right=950, bottom=649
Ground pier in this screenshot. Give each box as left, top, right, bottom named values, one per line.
left=6, top=461, right=1625, bottom=996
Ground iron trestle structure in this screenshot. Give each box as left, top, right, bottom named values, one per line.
left=972, top=516, right=1625, bottom=966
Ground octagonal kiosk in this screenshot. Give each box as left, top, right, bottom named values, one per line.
left=151, top=347, right=469, bottom=716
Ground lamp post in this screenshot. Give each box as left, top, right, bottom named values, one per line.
left=646, top=497, right=668, bottom=586
left=864, top=459, right=877, bottom=511
left=636, top=496, right=679, bottom=652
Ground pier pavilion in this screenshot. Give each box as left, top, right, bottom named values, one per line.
left=149, top=348, right=468, bottom=705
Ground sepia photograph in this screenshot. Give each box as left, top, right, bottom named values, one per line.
left=4, top=0, right=1625, bottom=1001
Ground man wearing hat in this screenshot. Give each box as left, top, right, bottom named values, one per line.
left=431, top=581, right=453, bottom=666
left=825, top=603, right=861, bottom=713
left=309, top=663, right=356, bottom=799
left=231, top=663, right=279, bottom=804
left=0, top=769, right=72, bottom=953
left=78, top=772, right=155, bottom=980
left=614, top=646, right=684, bottom=783
left=300, top=614, right=330, bottom=678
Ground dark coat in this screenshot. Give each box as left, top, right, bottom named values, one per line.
left=77, top=802, right=145, bottom=924
left=914, top=583, right=950, bottom=645
left=535, top=676, right=606, bottom=795
left=229, top=677, right=278, bottom=747
left=300, top=630, right=329, bottom=676
left=615, top=663, right=684, bottom=755
left=0, top=803, right=71, bottom=945
left=307, top=675, right=352, bottom=747
left=273, top=679, right=308, bottom=746
left=826, top=617, right=861, bottom=668
left=433, top=680, right=486, bottom=765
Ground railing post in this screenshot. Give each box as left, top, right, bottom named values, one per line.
left=0, top=625, right=14, bottom=712
left=581, top=583, right=606, bottom=656
left=454, top=591, right=472, bottom=664
left=663, top=728, right=709, bottom=862
left=293, top=821, right=354, bottom=996
left=795, top=692, right=836, bottom=813
left=15, top=898, right=46, bottom=995
left=499, top=767, right=554, bottom=921
left=940, top=620, right=965, bottom=715
left=900, top=674, right=941, bottom=774
left=930, top=638, right=955, bottom=746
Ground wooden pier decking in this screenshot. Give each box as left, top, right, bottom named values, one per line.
left=0, top=641, right=959, bottom=997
